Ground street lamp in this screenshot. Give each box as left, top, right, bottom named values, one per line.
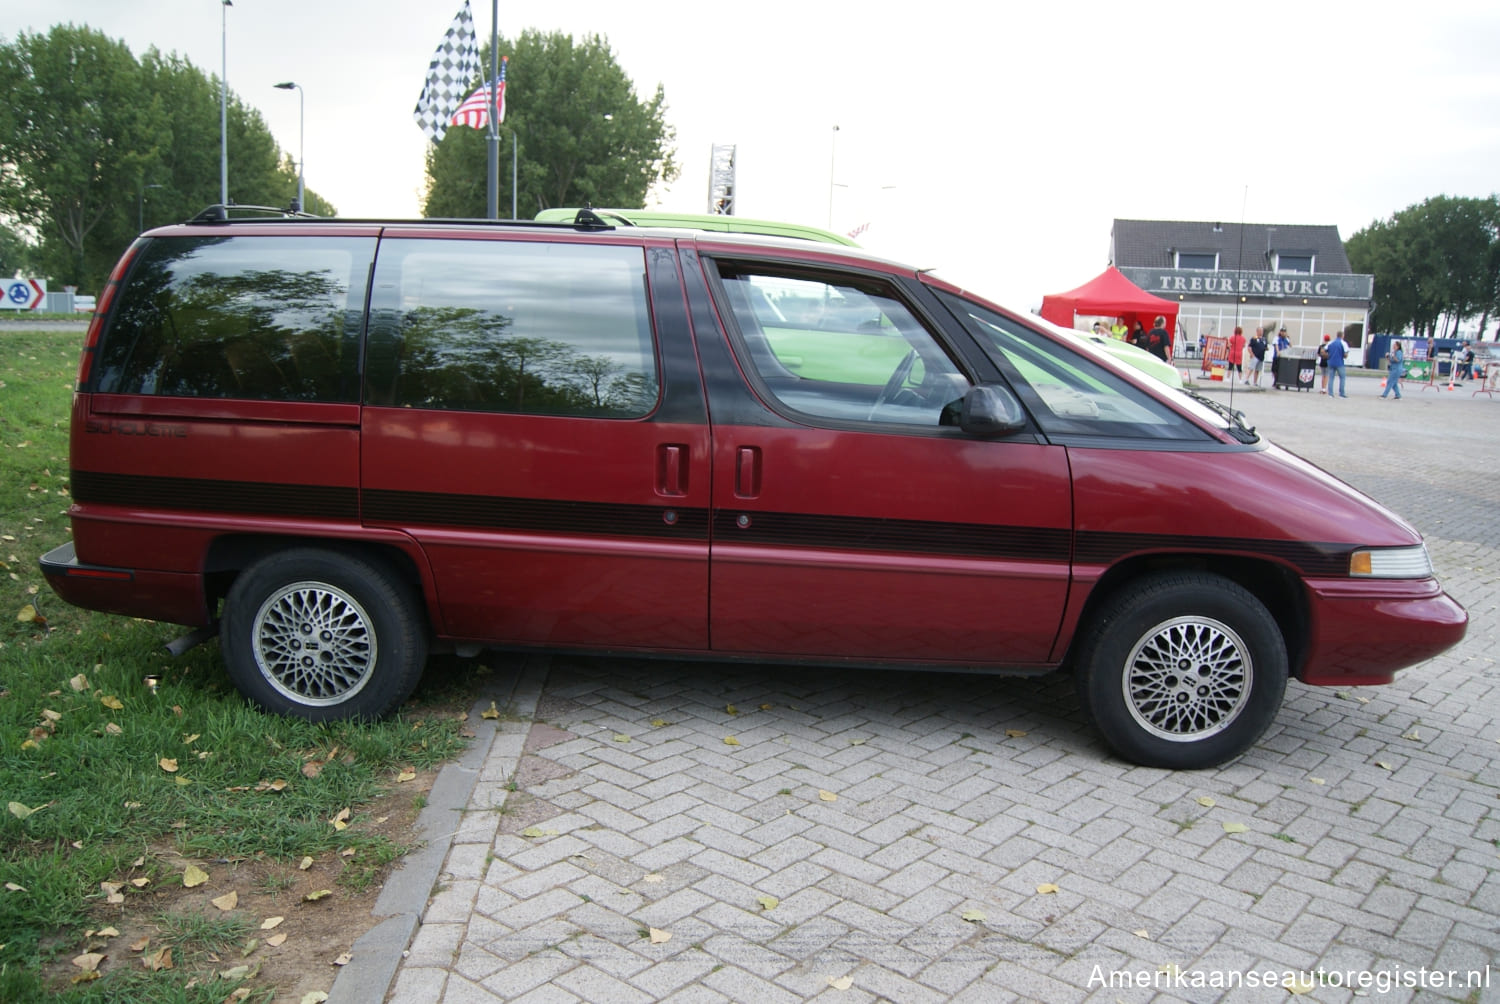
left=220, top=0, right=232, bottom=206
left=274, top=81, right=304, bottom=212
left=138, top=182, right=164, bottom=232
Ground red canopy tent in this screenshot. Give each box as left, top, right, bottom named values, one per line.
left=1039, top=266, right=1178, bottom=346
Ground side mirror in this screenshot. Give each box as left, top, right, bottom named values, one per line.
left=958, top=385, right=1027, bottom=437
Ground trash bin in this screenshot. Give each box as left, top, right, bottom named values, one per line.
left=1273, top=354, right=1317, bottom=391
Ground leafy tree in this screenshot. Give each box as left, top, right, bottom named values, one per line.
left=1349, top=194, right=1500, bottom=338
left=0, top=25, right=167, bottom=288
left=423, top=31, right=678, bottom=219
left=0, top=26, right=336, bottom=292
left=0, top=224, right=35, bottom=277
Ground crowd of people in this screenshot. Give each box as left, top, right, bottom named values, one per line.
left=1090, top=316, right=1174, bottom=362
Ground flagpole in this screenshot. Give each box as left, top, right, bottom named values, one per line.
left=486, top=0, right=499, bottom=219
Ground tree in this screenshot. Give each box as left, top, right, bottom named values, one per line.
left=423, top=31, right=678, bottom=219
left=0, top=26, right=336, bottom=293
left=1348, top=194, right=1500, bottom=338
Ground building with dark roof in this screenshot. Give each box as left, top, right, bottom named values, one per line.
left=1110, top=219, right=1373, bottom=361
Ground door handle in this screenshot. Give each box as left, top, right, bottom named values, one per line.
left=735, top=446, right=761, bottom=499
left=656, top=444, right=688, bottom=497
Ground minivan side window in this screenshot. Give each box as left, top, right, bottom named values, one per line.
left=937, top=291, right=1210, bottom=442
left=93, top=236, right=371, bottom=402
left=714, top=264, right=971, bottom=428
left=365, top=239, right=659, bottom=418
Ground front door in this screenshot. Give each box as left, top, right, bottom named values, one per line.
left=692, top=254, right=1072, bottom=665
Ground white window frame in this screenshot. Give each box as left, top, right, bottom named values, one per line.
left=1174, top=251, right=1218, bottom=271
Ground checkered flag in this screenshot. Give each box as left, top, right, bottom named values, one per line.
left=413, top=1, right=481, bottom=145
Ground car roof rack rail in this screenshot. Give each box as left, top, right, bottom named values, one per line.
left=189, top=204, right=321, bottom=224
left=571, top=207, right=627, bottom=230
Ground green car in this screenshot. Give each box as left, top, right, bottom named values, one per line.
left=536, top=207, right=1182, bottom=388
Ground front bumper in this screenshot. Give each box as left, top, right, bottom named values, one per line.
left=1297, top=576, right=1468, bottom=686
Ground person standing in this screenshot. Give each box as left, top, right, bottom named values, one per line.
left=1318, top=334, right=1331, bottom=392
left=1144, top=315, right=1171, bottom=362
left=1381, top=340, right=1404, bottom=399
left=1111, top=318, right=1128, bottom=340
left=1327, top=330, right=1349, bottom=397
left=1228, top=326, right=1247, bottom=378
left=1248, top=327, right=1267, bottom=386
left=1129, top=320, right=1146, bottom=347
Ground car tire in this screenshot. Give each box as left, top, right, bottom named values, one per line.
left=221, top=548, right=428, bottom=721
left=1074, top=573, right=1287, bottom=769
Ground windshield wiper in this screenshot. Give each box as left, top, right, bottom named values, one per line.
left=1182, top=389, right=1258, bottom=443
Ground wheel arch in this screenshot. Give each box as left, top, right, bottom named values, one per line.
left=1064, top=552, right=1310, bottom=674
left=203, top=534, right=430, bottom=623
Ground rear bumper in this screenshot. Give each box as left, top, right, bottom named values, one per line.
left=1297, top=577, right=1468, bottom=686
left=39, top=541, right=211, bottom=627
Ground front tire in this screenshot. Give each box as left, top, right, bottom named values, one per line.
left=1075, top=573, right=1287, bottom=769
left=221, top=548, right=428, bottom=721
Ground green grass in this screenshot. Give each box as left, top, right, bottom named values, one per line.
left=0, top=329, right=476, bottom=999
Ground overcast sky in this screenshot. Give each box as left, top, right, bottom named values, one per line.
left=12, top=0, right=1500, bottom=307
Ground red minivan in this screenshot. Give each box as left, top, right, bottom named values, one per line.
left=41, top=209, right=1466, bottom=768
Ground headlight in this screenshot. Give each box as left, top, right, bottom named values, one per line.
left=1349, top=545, right=1433, bottom=578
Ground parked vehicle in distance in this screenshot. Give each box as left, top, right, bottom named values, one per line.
left=41, top=206, right=1466, bottom=769
left=540, top=208, right=1183, bottom=389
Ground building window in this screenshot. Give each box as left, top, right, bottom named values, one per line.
left=1175, top=252, right=1217, bottom=271
left=1275, top=253, right=1314, bottom=274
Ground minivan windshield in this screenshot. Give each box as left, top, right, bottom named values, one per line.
left=938, top=291, right=1219, bottom=442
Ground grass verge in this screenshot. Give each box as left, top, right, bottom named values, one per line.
left=0, top=328, right=485, bottom=1001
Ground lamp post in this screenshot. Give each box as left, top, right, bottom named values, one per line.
left=138, top=182, right=164, bottom=232
left=273, top=81, right=304, bottom=212
left=220, top=0, right=232, bottom=206
left=828, top=124, right=840, bottom=228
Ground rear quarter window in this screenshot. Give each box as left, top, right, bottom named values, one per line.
left=93, top=235, right=372, bottom=402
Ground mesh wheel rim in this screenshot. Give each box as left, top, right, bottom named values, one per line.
left=1121, top=615, right=1252, bottom=742
left=251, top=580, right=377, bottom=706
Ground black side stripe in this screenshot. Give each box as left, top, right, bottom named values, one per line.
left=71, top=470, right=357, bottom=520
left=712, top=510, right=1071, bottom=562
left=364, top=489, right=711, bottom=541
left=1074, top=530, right=1352, bottom=577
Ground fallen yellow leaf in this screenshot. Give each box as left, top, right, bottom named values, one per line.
left=1196, top=796, right=1216, bottom=807
left=183, top=733, right=200, bottom=744
left=333, top=952, right=352, bottom=966
left=1036, top=883, right=1060, bottom=895
left=129, top=937, right=150, bottom=952
left=299, top=992, right=328, bottom=1004
left=725, top=704, right=739, bottom=715
left=755, top=894, right=779, bottom=911
left=71, top=956, right=105, bottom=974
left=69, top=674, right=90, bottom=692
left=70, top=972, right=100, bottom=985
left=961, top=908, right=986, bottom=922
left=828, top=975, right=854, bottom=990
left=480, top=701, right=500, bottom=720
left=613, top=734, right=631, bottom=743
left=298, top=856, right=314, bottom=871
left=1222, top=822, right=1249, bottom=834
left=101, top=696, right=123, bottom=710
left=1133, top=929, right=1150, bottom=939
left=4, top=883, right=26, bottom=892
left=723, top=736, right=740, bottom=746
left=40, top=709, right=61, bottom=723
left=1288, top=977, right=1316, bottom=995
left=330, top=807, right=350, bottom=830
left=303, top=889, right=332, bottom=902
left=211, top=890, right=238, bottom=911
left=818, top=789, right=837, bottom=802
left=19, top=739, right=39, bottom=750
left=267, top=933, right=288, bottom=948
left=129, top=877, right=149, bottom=888
left=1375, top=760, right=1394, bottom=771
left=1309, top=777, right=1326, bottom=785
left=649, top=719, right=669, bottom=727
left=16, top=605, right=37, bottom=623
left=1005, top=729, right=1028, bottom=738
left=8, top=802, right=40, bottom=820
left=105, top=723, right=123, bottom=736
left=648, top=927, right=671, bottom=944
left=97, top=927, right=119, bottom=938
left=159, top=758, right=179, bottom=773
left=643, top=873, right=663, bottom=884
left=261, top=916, right=285, bottom=930
left=144, top=947, right=173, bottom=971
left=182, top=865, right=209, bottom=888
left=396, top=769, right=416, bottom=783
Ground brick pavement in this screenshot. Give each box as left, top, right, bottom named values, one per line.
left=367, top=373, right=1498, bottom=1004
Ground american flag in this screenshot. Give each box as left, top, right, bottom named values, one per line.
left=450, top=56, right=507, bottom=131
left=412, top=2, right=481, bottom=144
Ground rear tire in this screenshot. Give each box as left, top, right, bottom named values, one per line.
left=221, top=548, right=427, bottom=721
left=1075, top=573, right=1286, bottom=769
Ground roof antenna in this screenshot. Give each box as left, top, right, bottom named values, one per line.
left=1229, top=185, right=1248, bottom=412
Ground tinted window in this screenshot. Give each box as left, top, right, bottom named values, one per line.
left=1176, top=253, right=1217, bottom=270
left=94, top=236, right=371, bottom=401
left=365, top=239, right=658, bottom=418
left=938, top=292, right=1209, bottom=441
left=715, top=264, right=971, bottom=428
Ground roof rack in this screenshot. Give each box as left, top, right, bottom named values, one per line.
left=189, top=204, right=323, bottom=223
